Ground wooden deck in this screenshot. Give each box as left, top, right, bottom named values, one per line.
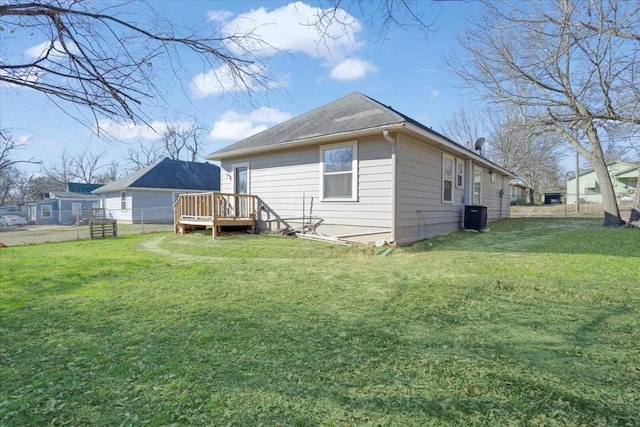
left=174, top=192, right=257, bottom=238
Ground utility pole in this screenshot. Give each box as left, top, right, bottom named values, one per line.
left=575, top=149, right=580, bottom=213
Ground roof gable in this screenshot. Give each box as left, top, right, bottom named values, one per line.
left=209, top=92, right=406, bottom=157
left=93, top=158, right=220, bottom=194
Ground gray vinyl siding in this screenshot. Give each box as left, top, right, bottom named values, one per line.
left=482, top=173, right=510, bottom=222
left=394, top=135, right=510, bottom=245
left=219, top=133, right=510, bottom=245
left=220, top=136, right=393, bottom=235
left=394, top=135, right=465, bottom=245
left=128, top=190, right=177, bottom=223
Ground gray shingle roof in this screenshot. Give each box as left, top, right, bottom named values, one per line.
left=208, top=92, right=407, bottom=157
left=93, top=158, right=220, bottom=194
left=207, top=91, right=515, bottom=177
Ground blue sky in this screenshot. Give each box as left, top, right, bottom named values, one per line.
left=1, top=1, right=480, bottom=175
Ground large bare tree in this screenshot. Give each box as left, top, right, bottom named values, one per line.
left=127, top=122, right=205, bottom=169
left=43, top=149, right=108, bottom=185
left=448, top=0, right=640, bottom=226
left=485, top=107, right=564, bottom=200
left=441, top=105, right=483, bottom=152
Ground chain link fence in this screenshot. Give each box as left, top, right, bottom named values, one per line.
left=510, top=191, right=635, bottom=218
left=0, top=207, right=174, bottom=246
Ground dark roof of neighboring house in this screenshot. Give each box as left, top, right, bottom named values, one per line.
left=93, top=158, right=220, bottom=194
left=207, top=92, right=513, bottom=176
left=66, top=182, right=102, bottom=194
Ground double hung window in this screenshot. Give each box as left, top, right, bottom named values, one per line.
left=442, top=153, right=454, bottom=203
left=320, top=142, right=358, bottom=200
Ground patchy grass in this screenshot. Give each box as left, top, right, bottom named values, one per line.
left=1, top=219, right=639, bottom=426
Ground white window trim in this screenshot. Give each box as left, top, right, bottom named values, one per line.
left=319, top=141, right=358, bottom=201
left=473, top=165, right=483, bottom=205
left=120, top=191, right=127, bottom=211
left=456, top=158, right=465, bottom=188
left=41, top=205, right=52, bottom=218
left=232, top=162, right=251, bottom=194
left=442, top=152, right=454, bottom=204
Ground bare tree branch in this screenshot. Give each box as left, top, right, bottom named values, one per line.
left=0, top=129, right=41, bottom=173
left=0, top=1, right=272, bottom=128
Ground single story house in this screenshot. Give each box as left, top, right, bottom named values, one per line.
left=565, top=160, right=638, bottom=204
left=27, top=183, right=101, bottom=225
left=510, top=179, right=533, bottom=205
left=206, top=92, right=514, bottom=246
left=93, top=158, right=220, bottom=223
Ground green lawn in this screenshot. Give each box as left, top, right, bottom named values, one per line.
left=1, top=218, right=638, bottom=426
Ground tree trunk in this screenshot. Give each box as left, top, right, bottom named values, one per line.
left=589, top=157, right=624, bottom=226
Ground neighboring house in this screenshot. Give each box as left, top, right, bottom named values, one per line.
left=565, top=161, right=638, bottom=204
left=206, top=92, right=514, bottom=246
left=27, top=183, right=101, bottom=225
left=510, top=179, right=533, bottom=205
left=93, top=158, right=220, bottom=223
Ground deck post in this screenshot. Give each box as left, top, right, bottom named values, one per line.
left=211, top=192, right=217, bottom=239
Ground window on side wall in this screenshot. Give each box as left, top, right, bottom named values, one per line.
left=473, top=165, right=482, bottom=205
left=442, top=153, right=454, bottom=203
left=320, top=141, right=358, bottom=200
left=456, top=158, right=464, bottom=188
left=41, top=205, right=52, bottom=218
left=120, top=191, right=127, bottom=211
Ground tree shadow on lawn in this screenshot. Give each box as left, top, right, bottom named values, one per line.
left=404, top=218, right=640, bottom=258
left=2, top=295, right=637, bottom=425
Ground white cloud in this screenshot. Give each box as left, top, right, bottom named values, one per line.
left=207, top=9, right=234, bottom=23
left=97, top=119, right=192, bottom=140
left=219, top=2, right=362, bottom=61
left=209, top=107, right=292, bottom=141
left=190, top=63, right=274, bottom=98
left=194, top=2, right=371, bottom=98
left=430, top=90, right=440, bottom=99
left=329, top=58, right=378, bottom=81
left=25, top=40, right=78, bottom=59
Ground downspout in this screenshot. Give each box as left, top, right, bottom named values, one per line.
left=383, top=130, right=397, bottom=244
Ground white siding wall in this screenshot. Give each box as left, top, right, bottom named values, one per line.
left=221, top=136, right=393, bottom=236
left=101, top=192, right=133, bottom=222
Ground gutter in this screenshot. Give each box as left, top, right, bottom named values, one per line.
left=383, top=129, right=397, bottom=244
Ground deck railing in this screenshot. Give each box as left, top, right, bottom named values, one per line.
left=174, top=192, right=257, bottom=236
